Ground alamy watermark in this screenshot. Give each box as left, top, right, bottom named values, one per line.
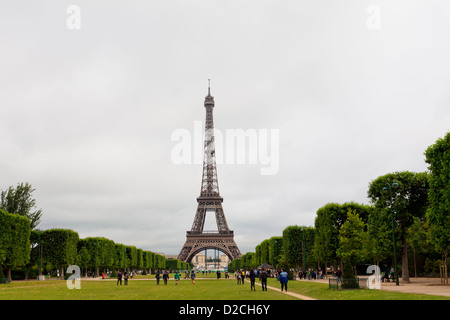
left=66, top=265, right=81, bottom=289
left=366, top=5, right=381, bottom=30
left=366, top=265, right=381, bottom=289
left=171, top=121, right=280, bottom=175
left=66, top=5, right=81, bottom=30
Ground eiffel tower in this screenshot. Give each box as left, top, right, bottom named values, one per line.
left=177, top=81, right=241, bottom=263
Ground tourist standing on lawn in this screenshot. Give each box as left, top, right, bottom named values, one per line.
left=163, top=270, right=169, bottom=285
left=235, top=270, right=241, bottom=284
left=191, top=270, right=196, bottom=285
left=117, top=271, right=122, bottom=286
left=260, top=270, right=268, bottom=291
left=335, top=267, right=343, bottom=283
left=174, top=270, right=181, bottom=285
left=249, top=269, right=256, bottom=291
left=278, top=268, right=288, bottom=292
left=155, top=270, right=161, bottom=285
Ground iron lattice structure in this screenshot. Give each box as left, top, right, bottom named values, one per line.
left=177, top=83, right=241, bottom=263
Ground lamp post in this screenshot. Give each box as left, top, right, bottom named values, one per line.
left=38, top=229, right=42, bottom=281
left=94, top=241, right=98, bottom=278
left=301, top=226, right=306, bottom=272
left=383, top=181, right=399, bottom=286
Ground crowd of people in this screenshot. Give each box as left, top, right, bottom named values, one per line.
left=112, top=265, right=398, bottom=292
left=113, top=267, right=307, bottom=293
left=234, top=268, right=270, bottom=291
left=297, top=268, right=326, bottom=280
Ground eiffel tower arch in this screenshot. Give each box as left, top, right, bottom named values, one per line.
left=178, top=81, right=241, bottom=263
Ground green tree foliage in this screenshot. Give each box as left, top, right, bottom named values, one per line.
left=260, top=240, right=270, bottom=265
left=77, top=246, right=91, bottom=277
left=303, top=227, right=316, bottom=268
left=268, top=236, right=283, bottom=268
left=228, top=257, right=241, bottom=272
left=0, top=182, right=42, bottom=229
left=241, top=252, right=255, bottom=270
left=154, top=253, right=166, bottom=270
left=337, top=210, right=367, bottom=275
left=115, top=243, right=127, bottom=270
left=41, top=229, right=79, bottom=279
left=146, top=251, right=155, bottom=271
left=406, top=217, right=431, bottom=277
left=366, top=207, right=396, bottom=265
left=0, top=209, right=31, bottom=281
left=136, top=248, right=144, bottom=270
left=282, top=225, right=303, bottom=269
left=424, top=132, right=450, bottom=268
left=126, top=246, right=138, bottom=270
left=314, top=204, right=339, bottom=269
left=368, top=171, right=429, bottom=282
left=254, top=245, right=261, bottom=267
left=314, top=202, right=374, bottom=269
left=166, top=258, right=181, bottom=271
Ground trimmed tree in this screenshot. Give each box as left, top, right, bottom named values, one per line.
left=268, top=236, right=283, bottom=268
left=368, top=171, right=429, bottom=283
left=41, top=229, right=79, bottom=279
left=337, top=210, right=367, bottom=288
left=0, top=209, right=31, bottom=282
left=424, top=132, right=450, bottom=279
left=282, top=225, right=303, bottom=271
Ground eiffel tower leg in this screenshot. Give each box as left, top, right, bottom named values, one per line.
left=214, top=206, right=229, bottom=232
left=190, top=206, right=206, bottom=233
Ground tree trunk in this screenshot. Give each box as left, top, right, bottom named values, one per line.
left=7, top=266, right=12, bottom=282
left=401, top=235, right=410, bottom=283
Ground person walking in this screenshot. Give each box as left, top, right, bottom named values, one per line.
left=191, top=270, right=196, bottom=285
left=260, top=270, right=268, bottom=291
left=235, top=270, right=241, bottom=284
left=174, top=270, right=180, bottom=285
left=249, top=269, right=256, bottom=291
left=117, top=271, right=122, bottom=286
left=124, top=271, right=129, bottom=285
left=278, top=268, right=289, bottom=292
left=335, top=267, right=343, bottom=283
left=163, top=270, right=169, bottom=285
left=155, top=270, right=161, bottom=285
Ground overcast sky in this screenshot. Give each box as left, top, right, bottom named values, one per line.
left=1, top=1, right=449, bottom=256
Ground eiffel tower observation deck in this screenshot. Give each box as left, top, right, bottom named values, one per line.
left=177, top=81, right=241, bottom=263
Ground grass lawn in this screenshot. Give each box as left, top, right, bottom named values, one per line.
left=0, top=278, right=295, bottom=300
left=1, top=277, right=448, bottom=300
left=266, top=278, right=450, bottom=300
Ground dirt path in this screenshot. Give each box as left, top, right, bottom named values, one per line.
left=245, top=279, right=317, bottom=300
left=295, top=277, right=450, bottom=298
left=379, top=277, right=450, bottom=298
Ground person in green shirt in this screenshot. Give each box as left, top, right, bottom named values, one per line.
left=174, top=270, right=181, bottom=285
